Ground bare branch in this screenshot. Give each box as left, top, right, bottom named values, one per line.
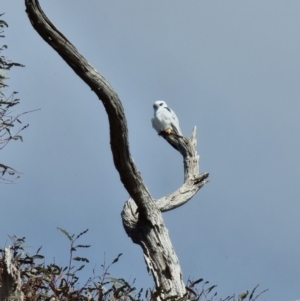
left=122, top=127, right=209, bottom=294
left=24, top=1, right=209, bottom=297
left=123, top=127, right=209, bottom=214
left=25, top=0, right=155, bottom=218
left=157, top=127, right=209, bottom=212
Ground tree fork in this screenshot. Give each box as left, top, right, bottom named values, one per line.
left=25, top=0, right=209, bottom=297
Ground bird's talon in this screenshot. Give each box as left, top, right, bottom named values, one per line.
left=165, top=128, right=172, bottom=135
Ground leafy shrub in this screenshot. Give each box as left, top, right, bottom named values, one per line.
left=0, top=228, right=267, bottom=301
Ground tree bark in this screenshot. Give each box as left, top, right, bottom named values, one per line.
left=0, top=247, right=24, bottom=301
left=122, top=127, right=209, bottom=296
left=24, top=0, right=209, bottom=298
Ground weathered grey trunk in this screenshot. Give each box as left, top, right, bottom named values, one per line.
left=25, top=0, right=209, bottom=298
left=0, top=247, right=24, bottom=301
left=122, top=128, right=208, bottom=295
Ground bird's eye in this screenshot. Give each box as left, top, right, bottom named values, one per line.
left=159, top=103, right=163, bottom=106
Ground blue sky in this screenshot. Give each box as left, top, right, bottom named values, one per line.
left=1, top=1, right=300, bottom=300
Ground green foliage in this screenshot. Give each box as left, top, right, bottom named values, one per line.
left=0, top=13, right=32, bottom=183
left=184, top=279, right=267, bottom=301
left=0, top=229, right=142, bottom=301
left=0, top=228, right=268, bottom=301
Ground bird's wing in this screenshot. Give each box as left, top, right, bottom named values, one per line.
left=151, top=116, right=160, bottom=133
left=165, top=107, right=182, bottom=135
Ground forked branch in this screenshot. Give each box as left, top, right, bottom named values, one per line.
left=25, top=0, right=209, bottom=298
left=122, top=126, right=209, bottom=297
left=158, top=126, right=209, bottom=211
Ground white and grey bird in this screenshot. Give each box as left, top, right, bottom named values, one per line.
left=151, top=100, right=182, bottom=136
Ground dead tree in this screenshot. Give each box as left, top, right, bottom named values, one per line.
left=0, top=247, right=24, bottom=301
left=25, top=0, right=209, bottom=298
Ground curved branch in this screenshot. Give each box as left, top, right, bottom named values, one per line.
left=122, top=127, right=209, bottom=215
left=25, top=0, right=152, bottom=217
left=122, top=127, right=209, bottom=294
left=25, top=1, right=209, bottom=297
left=157, top=126, right=209, bottom=211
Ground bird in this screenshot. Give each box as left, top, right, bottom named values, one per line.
left=151, top=100, right=182, bottom=136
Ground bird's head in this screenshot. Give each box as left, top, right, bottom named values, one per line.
left=153, top=100, right=167, bottom=112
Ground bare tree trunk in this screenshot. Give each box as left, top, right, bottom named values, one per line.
left=122, top=128, right=209, bottom=296
left=0, top=247, right=24, bottom=301
left=24, top=0, right=209, bottom=298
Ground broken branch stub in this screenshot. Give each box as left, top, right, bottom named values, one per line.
left=122, top=127, right=209, bottom=295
